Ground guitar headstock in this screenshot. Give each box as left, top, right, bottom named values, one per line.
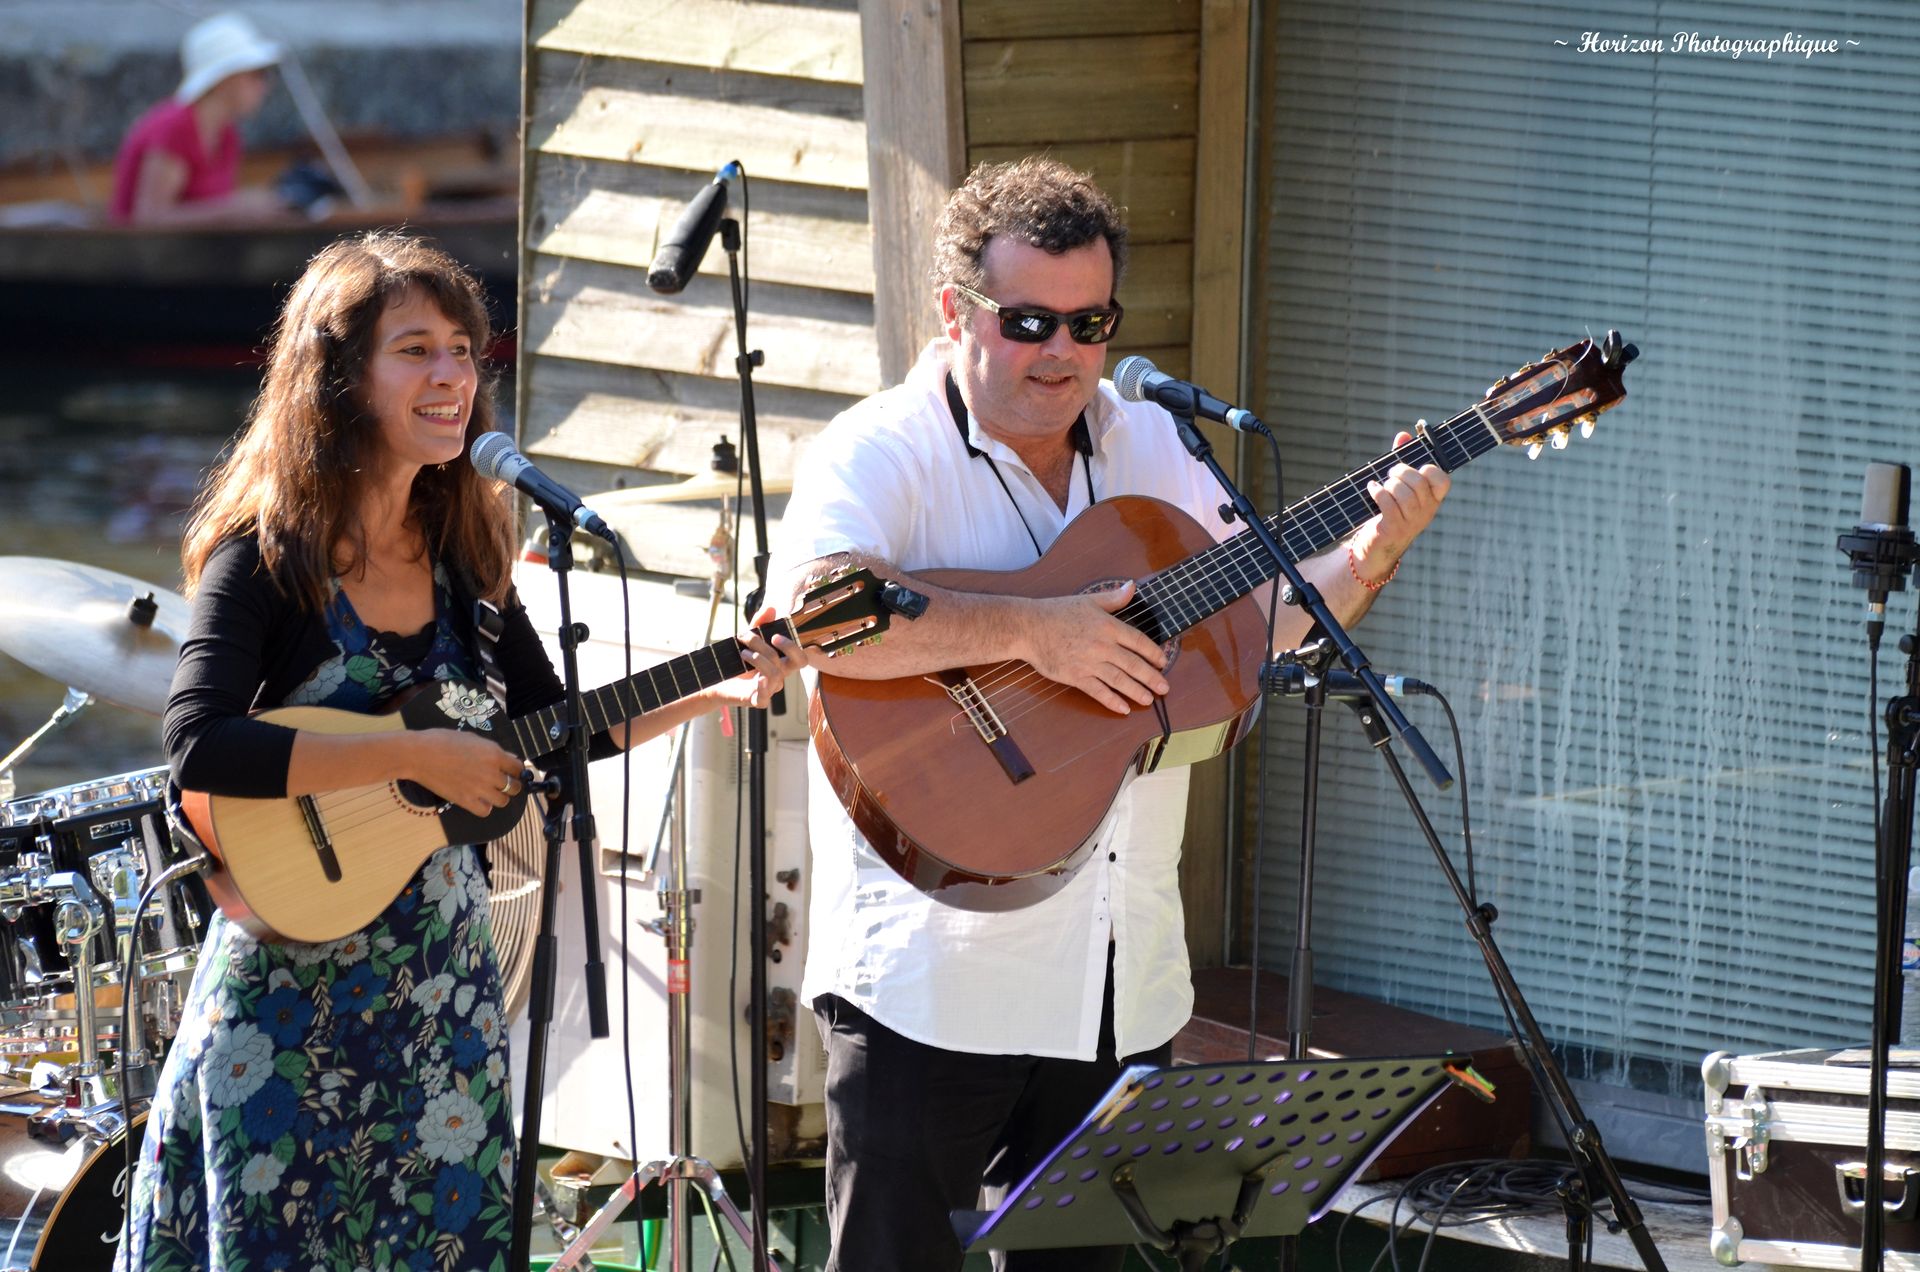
left=1478, top=330, right=1637, bottom=459
left=788, top=567, right=893, bottom=656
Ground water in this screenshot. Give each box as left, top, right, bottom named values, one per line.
left=0, top=364, right=254, bottom=796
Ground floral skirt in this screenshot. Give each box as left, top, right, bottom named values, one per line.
left=117, top=845, right=516, bottom=1272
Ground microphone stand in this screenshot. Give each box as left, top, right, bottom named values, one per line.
left=1862, top=612, right=1920, bottom=1272
left=1838, top=499, right=1920, bottom=1272
left=1255, top=638, right=1335, bottom=1272
left=721, top=212, right=777, bottom=1270
left=1154, top=396, right=1452, bottom=790
left=1163, top=398, right=1667, bottom=1271
left=509, top=508, right=612, bottom=1272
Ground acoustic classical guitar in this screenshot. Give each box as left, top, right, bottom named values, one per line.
left=810, top=334, right=1637, bottom=910
left=183, top=569, right=891, bottom=943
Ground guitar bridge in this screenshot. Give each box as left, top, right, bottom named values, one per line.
left=926, top=670, right=1035, bottom=785
left=296, top=794, right=343, bottom=883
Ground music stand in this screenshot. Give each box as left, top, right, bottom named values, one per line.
left=955, top=1056, right=1471, bottom=1270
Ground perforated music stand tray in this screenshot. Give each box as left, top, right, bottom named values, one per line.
left=954, top=1055, right=1470, bottom=1264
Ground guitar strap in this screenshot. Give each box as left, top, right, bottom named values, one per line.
left=472, top=598, right=509, bottom=709
left=946, top=374, right=1172, bottom=760
left=945, top=373, right=1093, bottom=559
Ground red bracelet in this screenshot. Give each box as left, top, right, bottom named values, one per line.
left=1348, top=545, right=1398, bottom=592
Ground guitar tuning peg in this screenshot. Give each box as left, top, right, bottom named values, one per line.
left=1549, top=427, right=1570, bottom=450
left=1579, top=418, right=1595, bottom=439
left=1526, top=441, right=1544, bottom=460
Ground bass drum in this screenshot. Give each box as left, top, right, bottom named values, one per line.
left=0, top=1093, right=140, bottom=1271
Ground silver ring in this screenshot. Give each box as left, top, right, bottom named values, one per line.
left=500, top=777, right=513, bottom=794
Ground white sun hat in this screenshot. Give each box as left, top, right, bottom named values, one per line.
left=174, top=12, right=283, bottom=104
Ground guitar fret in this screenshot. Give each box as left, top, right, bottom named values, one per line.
left=585, top=689, right=613, bottom=736
left=1467, top=402, right=1504, bottom=447
left=1134, top=349, right=1602, bottom=652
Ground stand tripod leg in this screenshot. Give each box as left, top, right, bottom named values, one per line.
left=549, top=1159, right=781, bottom=1272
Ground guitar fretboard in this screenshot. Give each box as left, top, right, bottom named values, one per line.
left=504, top=617, right=797, bottom=758
left=1125, top=406, right=1503, bottom=641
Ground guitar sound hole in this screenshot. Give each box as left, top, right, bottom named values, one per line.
left=394, top=779, right=447, bottom=814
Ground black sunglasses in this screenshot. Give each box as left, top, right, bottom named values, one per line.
left=952, top=283, right=1125, bottom=346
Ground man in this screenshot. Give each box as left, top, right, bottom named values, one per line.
left=771, top=157, right=1449, bottom=1270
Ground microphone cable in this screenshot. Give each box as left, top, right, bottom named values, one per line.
left=118, top=848, right=211, bottom=1261
left=1245, top=425, right=1285, bottom=1057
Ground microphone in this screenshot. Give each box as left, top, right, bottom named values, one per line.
left=1113, top=356, right=1268, bottom=434
left=1261, top=663, right=1434, bottom=701
left=1837, top=461, right=1917, bottom=643
left=647, top=162, right=740, bottom=295
left=470, top=432, right=616, bottom=544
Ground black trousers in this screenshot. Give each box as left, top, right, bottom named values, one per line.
left=814, top=967, right=1174, bottom=1272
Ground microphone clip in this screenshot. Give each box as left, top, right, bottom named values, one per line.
left=1839, top=524, right=1919, bottom=601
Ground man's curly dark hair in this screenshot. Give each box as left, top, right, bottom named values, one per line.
left=931, top=156, right=1128, bottom=311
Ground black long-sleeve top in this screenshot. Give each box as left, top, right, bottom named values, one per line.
left=164, top=534, right=595, bottom=799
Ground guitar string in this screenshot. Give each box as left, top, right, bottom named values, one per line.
left=271, top=629, right=778, bottom=844
left=929, top=345, right=1589, bottom=737
left=955, top=445, right=1422, bottom=716
left=234, top=364, right=1576, bottom=887
left=960, top=409, right=1509, bottom=729
left=959, top=428, right=1449, bottom=708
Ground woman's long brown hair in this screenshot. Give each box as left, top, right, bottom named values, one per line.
left=181, top=231, right=515, bottom=609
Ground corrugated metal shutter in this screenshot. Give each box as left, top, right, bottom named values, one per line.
left=1246, top=1, right=1918, bottom=1109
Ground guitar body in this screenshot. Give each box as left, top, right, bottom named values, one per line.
left=182, top=692, right=527, bottom=944
left=178, top=566, right=896, bottom=943
left=809, top=333, right=1638, bottom=908
left=810, top=496, right=1269, bottom=910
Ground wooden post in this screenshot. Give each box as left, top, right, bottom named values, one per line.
left=1178, top=0, right=1252, bottom=972
left=859, top=0, right=967, bottom=386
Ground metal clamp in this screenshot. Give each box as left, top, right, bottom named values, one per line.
left=1835, top=1160, right=1920, bottom=1220
left=1704, top=1077, right=1772, bottom=1179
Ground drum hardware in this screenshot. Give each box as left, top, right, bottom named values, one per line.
left=114, top=852, right=210, bottom=1107
left=0, top=688, right=92, bottom=795
left=0, top=557, right=189, bottom=717
left=47, top=872, right=109, bottom=1103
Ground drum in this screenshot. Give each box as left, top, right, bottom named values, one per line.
left=0, top=768, right=211, bottom=1053
left=15, top=768, right=207, bottom=967
left=0, top=1092, right=140, bottom=1271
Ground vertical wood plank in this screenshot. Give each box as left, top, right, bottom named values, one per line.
left=1179, top=0, right=1252, bottom=973
left=860, top=0, right=967, bottom=386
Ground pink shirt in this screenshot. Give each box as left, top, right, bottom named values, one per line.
left=109, top=98, right=239, bottom=222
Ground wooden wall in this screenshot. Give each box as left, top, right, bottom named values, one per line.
left=518, top=0, right=1252, bottom=965
left=860, top=0, right=1252, bottom=968
left=518, top=0, right=877, bottom=578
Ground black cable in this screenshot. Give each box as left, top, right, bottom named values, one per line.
left=614, top=547, right=642, bottom=1202
left=738, top=167, right=749, bottom=316
left=1872, top=641, right=1884, bottom=883
left=1245, top=425, right=1286, bottom=1057
left=1333, top=1190, right=1402, bottom=1272
left=1431, top=688, right=1477, bottom=908
left=1422, top=685, right=1582, bottom=1167
left=724, top=485, right=755, bottom=1220
left=118, top=851, right=210, bottom=1258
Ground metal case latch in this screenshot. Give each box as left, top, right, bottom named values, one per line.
left=1706, top=1080, right=1771, bottom=1179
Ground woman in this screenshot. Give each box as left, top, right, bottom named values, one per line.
left=117, top=231, right=804, bottom=1271
left=109, top=11, right=287, bottom=224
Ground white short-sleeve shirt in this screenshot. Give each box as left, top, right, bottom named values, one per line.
left=771, top=340, right=1239, bottom=1060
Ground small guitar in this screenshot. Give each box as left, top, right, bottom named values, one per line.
left=184, top=569, right=891, bottom=943
left=811, top=334, right=1637, bottom=909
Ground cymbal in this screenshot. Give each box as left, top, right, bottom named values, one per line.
left=0, top=557, right=189, bottom=716
left=591, top=470, right=793, bottom=508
